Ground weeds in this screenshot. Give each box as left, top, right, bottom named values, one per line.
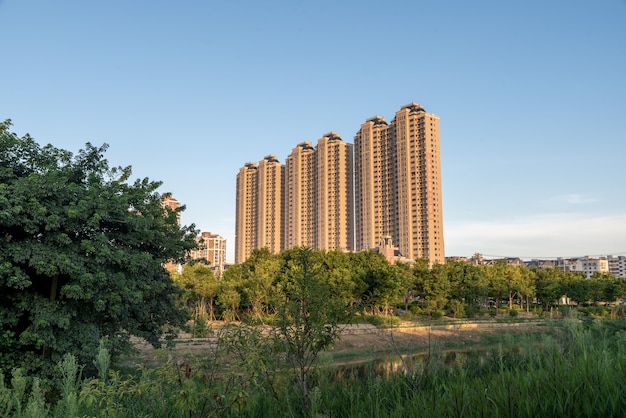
left=3, top=318, right=626, bottom=417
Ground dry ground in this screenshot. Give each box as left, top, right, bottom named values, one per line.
left=326, top=320, right=547, bottom=363
left=127, top=319, right=548, bottom=367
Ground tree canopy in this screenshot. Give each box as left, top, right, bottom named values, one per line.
left=0, top=120, right=197, bottom=376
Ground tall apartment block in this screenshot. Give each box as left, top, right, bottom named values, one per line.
left=237, top=135, right=354, bottom=262
left=315, top=132, right=354, bottom=252
left=284, top=141, right=317, bottom=249
left=236, top=102, right=444, bottom=264
left=235, top=162, right=258, bottom=263
left=235, top=156, right=284, bottom=263
left=355, top=103, right=445, bottom=265
left=256, top=155, right=283, bottom=255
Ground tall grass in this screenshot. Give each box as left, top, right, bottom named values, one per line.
left=2, top=318, right=626, bottom=417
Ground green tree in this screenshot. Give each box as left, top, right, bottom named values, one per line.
left=485, top=262, right=509, bottom=309
left=562, top=272, right=591, bottom=305
left=240, top=248, right=281, bottom=319
left=173, top=262, right=219, bottom=321
left=274, top=247, right=354, bottom=409
left=0, top=121, right=197, bottom=375
left=351, top=250, right=402, bottom=314
left=218, top=281, right=241, bottom=322
left=420, top=263, right=451, bottom=313
left=447, top=260, right=488, bottom=308
left=321, top=249, right=366, bottom=307
left=534, top=267, right=565, bottom=308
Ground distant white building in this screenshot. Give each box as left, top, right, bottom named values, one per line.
left=607, top=255, right=626, bottom=278
left=190, top=232, right=226, bottom=277
left=555, top=256, right=609, bottom=278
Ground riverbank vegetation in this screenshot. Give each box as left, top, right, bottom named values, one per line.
left=2, top=317, right=626, bottom=417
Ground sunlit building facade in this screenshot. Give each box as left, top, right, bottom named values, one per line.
left=355, top=103, right=445, bottom=265
left=236, top=102, right=444, bottom=264
left=235, top=162, right=258, bottom=263
left=284, top=142, right=317, bottom=249
left=315, top=132, right=354, bottom=251
left=235, top=156, right=284, bottom=263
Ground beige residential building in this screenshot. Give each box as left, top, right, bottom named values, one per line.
left=355, top=103, right=445, bottom=265
left=190, top=231, right=226, bottom=276
left=235, top=156, right=284, bottom=263
left=237, top=135, right=354, bottom=261
left=315, top=132, right=354, bottom=251
left=235, top=162, right=258, bottom=263
left=256, top=154, right=283, bottom=255
left=236, top=102, right=444, bottom=264
left=355, top=115, right=397, bottom=252
left=284, top=142, right=317, bottom=249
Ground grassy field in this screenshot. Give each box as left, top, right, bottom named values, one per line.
left=6, top=316, right=626, bottom=417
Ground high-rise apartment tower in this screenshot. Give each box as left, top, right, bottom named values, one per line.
left=235, top=162, right=258, bottom=263
left=256, top=154, right=283, bottom=255
left=315, top=132, right=354, bottom=252
left=236, top=102, right=443, bottom=264
left=355, top=103, right=444, bottom=264
left=284, top=141, right=317, bottom=249
left=235, top=156, right=284, bottom=263
left=237, top=135, right=354, bottom=262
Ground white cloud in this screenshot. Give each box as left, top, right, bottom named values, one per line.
left=445, top=213, right=626, bottom=259
left=553, top=193, right=598, bottom=205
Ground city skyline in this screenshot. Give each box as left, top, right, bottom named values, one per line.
left=2, top=1, right=625, bottom=262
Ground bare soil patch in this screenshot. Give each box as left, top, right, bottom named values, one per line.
left=126, top=319, right=549, bottom=367
left=326, top=320, right=547, bottom=363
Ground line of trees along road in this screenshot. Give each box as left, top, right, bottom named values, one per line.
left=174, top=247, right=626, bottom=323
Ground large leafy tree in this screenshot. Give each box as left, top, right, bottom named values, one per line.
left=0, top=121, right=197, bottom=375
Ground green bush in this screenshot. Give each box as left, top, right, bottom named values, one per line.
left=401, top=312, right=413, bottom=321
left=465, top=305, right=483, bottom=319
left=408, top=302, right=422, bottom=315
left=430, top=311, right=444, bottom=320
left=191, top=315, right=210, bottom=337
left=446, top=300, right=466, bottom=318
left=509, top=308, right=519, bottom=317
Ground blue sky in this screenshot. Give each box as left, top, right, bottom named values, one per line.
left=2, top=0, right=625, bottom=262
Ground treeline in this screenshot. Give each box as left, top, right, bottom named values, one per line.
left=173, top=247, right=626, bottom=323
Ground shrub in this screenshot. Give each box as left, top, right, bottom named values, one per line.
left=447, top=300, right=466, bottom=319
left=465, top=305, right=483, bottom=319
left=430, top=311, right=444, bottom=320
left=408, top=302, right=422, bottom=315
left=401, top=312, right=413, bottom=321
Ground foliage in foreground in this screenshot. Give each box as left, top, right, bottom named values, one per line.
left=0, top=120, right=197, bottom=377
left=2, top=318, right=626, bottom=417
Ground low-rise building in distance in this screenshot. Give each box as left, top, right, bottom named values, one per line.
left=190, top=231, right=226, bottom=277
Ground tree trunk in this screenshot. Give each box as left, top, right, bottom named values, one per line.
left=50, top=277, right=58, bottom=301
